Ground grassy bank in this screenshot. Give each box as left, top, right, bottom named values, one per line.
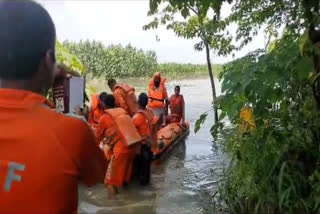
left=158, top=63, right=221, bottom=78
left=63, top=40, right=220, bottom=79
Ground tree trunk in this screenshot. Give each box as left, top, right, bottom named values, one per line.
left=205, top=42, right=218, bottom=123
left=303, top=0, right=320, bottom=107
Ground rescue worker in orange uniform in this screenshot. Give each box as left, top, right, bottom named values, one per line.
left=167, top=85, right=185, bottom=124
left=96, top=95, right=141, bottom=196
left=108, top=78, right=138, bottom=117
left=88, top=92, right=107, bottom=129
left=133, top=93, right=154, bottom=185
left=0, top=1, right=107, bottom=213
left=148, top=72, right=169, bottom=127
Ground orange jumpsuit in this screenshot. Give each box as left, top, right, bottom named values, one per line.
left=132, top=110, right=154, bottom=185
left=0, top=89, right=106, bottom=214
left=113, top=84, right=138, bottom=117
left=113, top=87, right=129, bottom=114
left=96, top=113, right=131, bottom=187
left=167, top=94, right=185, bottom=123
left=88, top=107, right=104, bottom=129
left=148, top=75, right=168, bottom=109
left=88, top=94, right=104, bottom=129
left=130, top=111, right=151, bottom=164
left=133, top=111, right=152, bottom=141
left=148, top=74, right=168, bottom=126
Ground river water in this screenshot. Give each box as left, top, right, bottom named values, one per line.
left=79, top=78, right=227, bottom=214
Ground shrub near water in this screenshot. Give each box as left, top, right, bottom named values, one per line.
left=158, top=63, right=221, bottom=78
left=211, top=33, right=320, bottom=214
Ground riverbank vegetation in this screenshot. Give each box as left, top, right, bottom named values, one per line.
left=148, top=0, right=320, bottom=213
left=62, top=40, right=220, bottom=79
left=215, top=35, right=320, bottom=214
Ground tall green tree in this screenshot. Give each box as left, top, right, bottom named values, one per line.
left=144, top=1, right=233, bottom=123
left=149, top=0, right=231, bottom=21
left=148, top=0, right=320, bottom=91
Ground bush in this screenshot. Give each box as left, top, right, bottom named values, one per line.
left=211, top=32, right=320, bottom=213
left=157, top=63, right=221, bottom=78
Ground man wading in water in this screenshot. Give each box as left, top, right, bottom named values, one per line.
left=0, top=1, right=106, bottom=213
left=133, top=93, right=154, bottom=185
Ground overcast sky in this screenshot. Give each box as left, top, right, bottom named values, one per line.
left=39, top=0, right=265, bottom=64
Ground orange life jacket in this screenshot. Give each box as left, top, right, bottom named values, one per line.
left=91, top=93, right=100, bottom=111
left=148, top=78, right=167, bottom=108
left=89, top=93, right=103, bottom=128
left=114, top=83, right=139, bottom=117
left=136, top=109, right=165, bottom=152
left=135, top=109, right=155, bottom=140
left=105, top=108, right=142, bottom=147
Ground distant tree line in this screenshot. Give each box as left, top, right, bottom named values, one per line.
left=63, top=40, right=220, bottom=79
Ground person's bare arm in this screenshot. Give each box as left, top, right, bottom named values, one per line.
left=164, top=87, right=169, bottom=115
left=181, top=95, right=185, bottom=121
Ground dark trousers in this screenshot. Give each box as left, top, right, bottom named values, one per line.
left=134, top=144, right=152, bottom=185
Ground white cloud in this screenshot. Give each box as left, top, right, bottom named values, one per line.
left=39, top=0, right=265, bottom=64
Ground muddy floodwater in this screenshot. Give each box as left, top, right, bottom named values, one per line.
left=79, top=78, right=227, bottom=214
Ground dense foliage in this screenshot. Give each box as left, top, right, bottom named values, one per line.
left=149, top=0, right=320, bottom=213
left=56, top=41, right=85, bottom=75
left=213, top=33, right=320, bottom=214
left=213, top=0, right=320, bottom=212
left=63, top=40, right=157, bottom=78
left=62, top=40, right=215, bottom=79
left=149, top=0, right=229, bottom=20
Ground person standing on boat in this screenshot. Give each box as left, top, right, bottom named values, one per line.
left=0, top=1, right=106, bottom=213
left=108, top=78, right=139, bottom=117
left=133, top=93, right=155, bottom=185
left=167, top=85, right=185, bottom=124
left=148, top=72, right=169, bottom=127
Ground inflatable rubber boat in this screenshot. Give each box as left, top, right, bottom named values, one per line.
left=152, top=121, right=190, bottom=160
